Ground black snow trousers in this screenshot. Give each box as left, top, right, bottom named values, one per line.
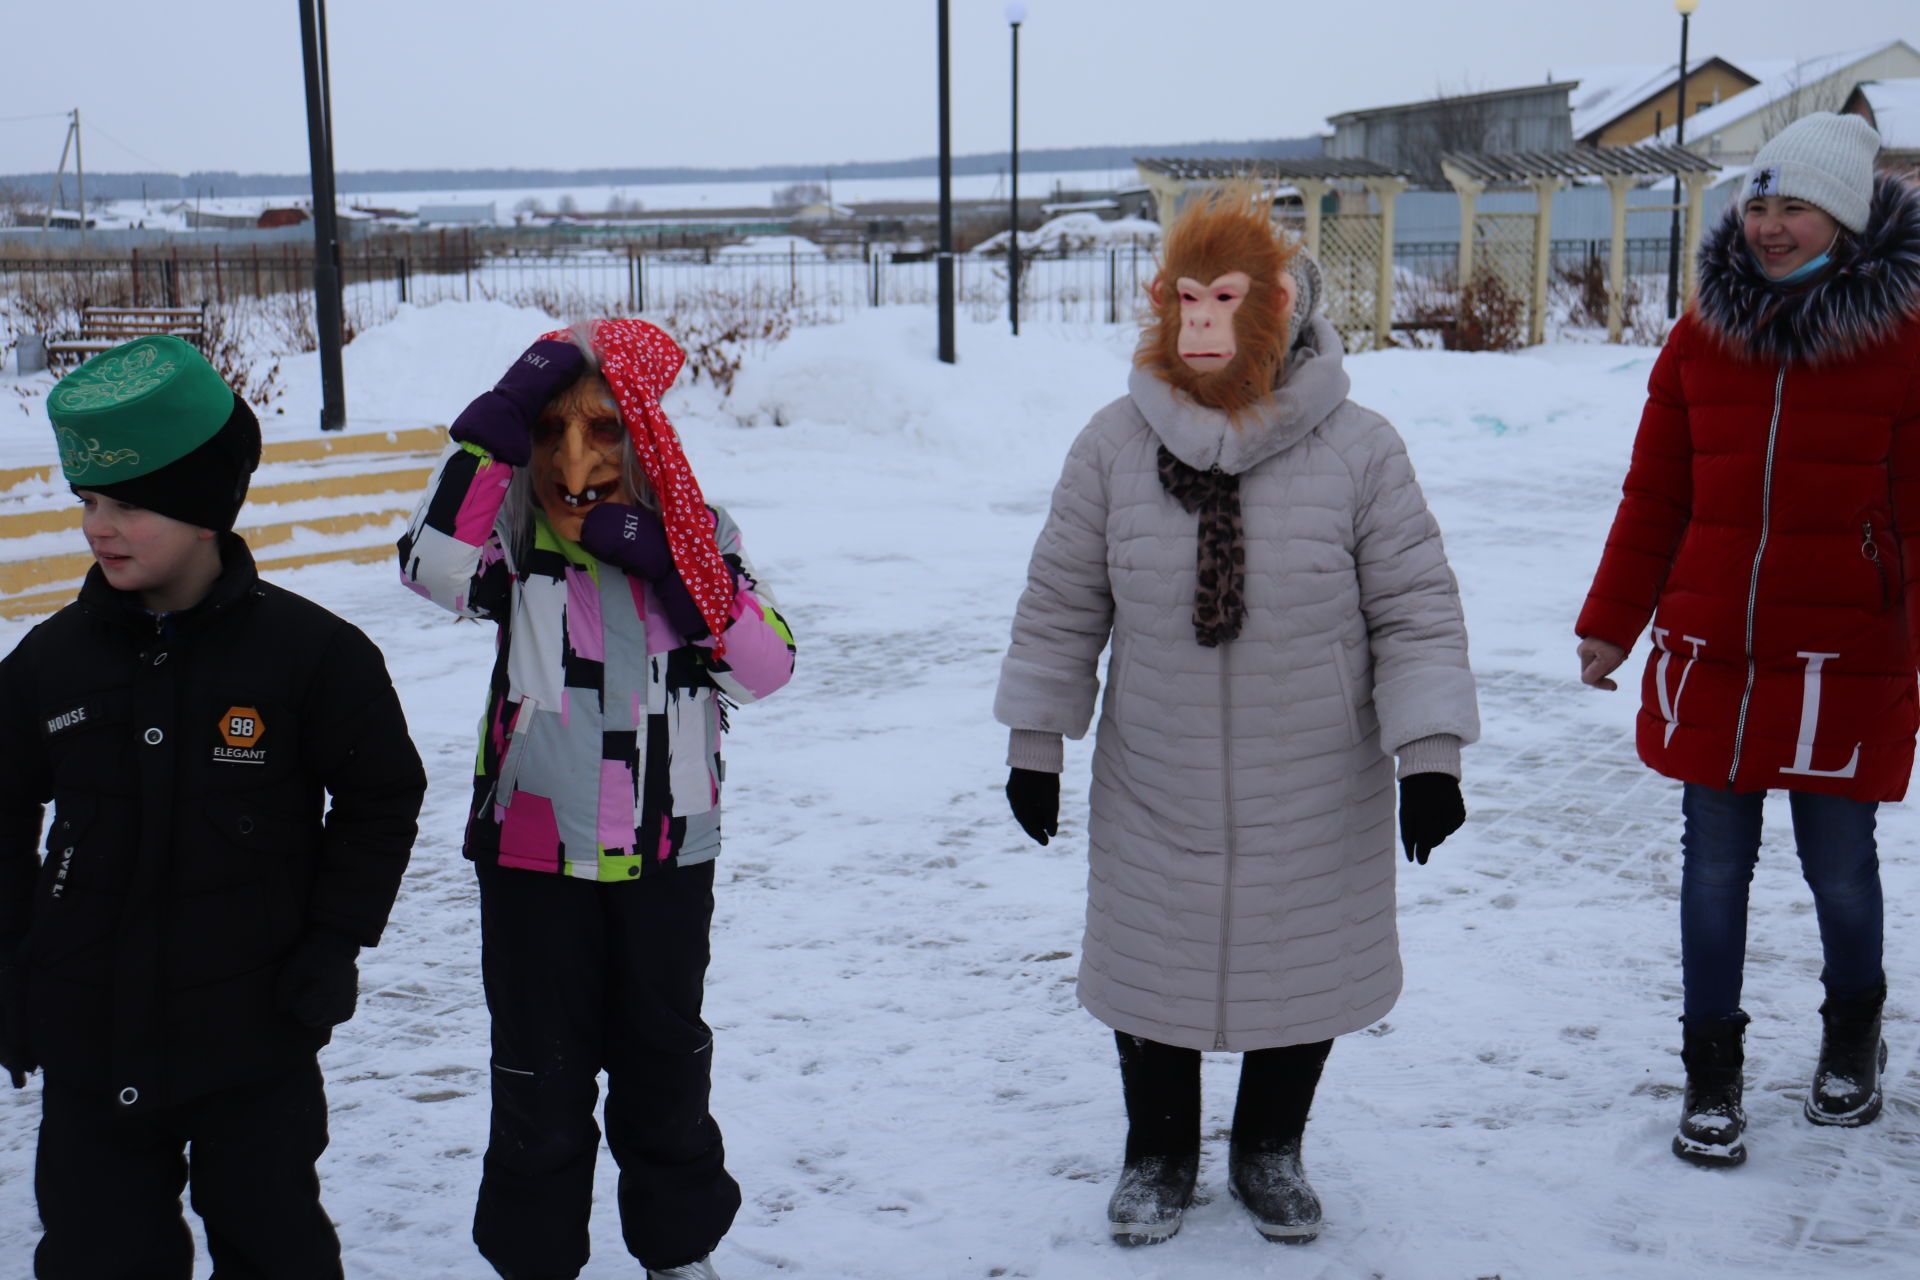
left=472, top=859, right=739, bottom=1279
left=33, top=1057, right=339, bottom=1280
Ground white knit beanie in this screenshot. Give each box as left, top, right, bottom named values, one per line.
left=1744, top=111, right=1881, bottom=233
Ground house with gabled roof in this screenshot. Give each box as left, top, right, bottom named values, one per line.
left=1561, top=58, right=1761, bottom=147
left=1843, top=78, right=1920, bottom=172
left=1650, top=39, right=1920, bottom=165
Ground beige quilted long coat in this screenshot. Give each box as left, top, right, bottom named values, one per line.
left=996, top=317, right=1479, bottom=1051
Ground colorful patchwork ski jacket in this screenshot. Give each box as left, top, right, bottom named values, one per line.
left=399, top=441, right=795, bottom=878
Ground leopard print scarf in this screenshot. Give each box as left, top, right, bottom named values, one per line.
left=1156, top=445, right=1245, bottom=647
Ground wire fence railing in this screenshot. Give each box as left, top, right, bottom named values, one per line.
left=2, top=235, right=1686, bottom=354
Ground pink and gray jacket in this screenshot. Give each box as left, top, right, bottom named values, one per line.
left=399, top=441, right=796, bottom=879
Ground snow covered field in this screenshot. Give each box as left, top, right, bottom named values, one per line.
left=1, top=304, right=1916, bottom=1278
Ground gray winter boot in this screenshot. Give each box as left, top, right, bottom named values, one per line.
left=648, top=1256, right=721, bottom=1280
left=1673, top=1016, right=1748, bottom=1166
left=1806, top=987, right=1888, bottom=1126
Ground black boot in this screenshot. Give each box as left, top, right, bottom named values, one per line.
left=1806, top=986, right=1888, bottom=1126
left=1107, top=1033, right=1200, bottom=1247
left=1673, top=1015, right=1748, bottom=1166
left=1228, top=1039, right=1331, bottom=1244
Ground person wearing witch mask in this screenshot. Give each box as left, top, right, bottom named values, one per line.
left=398, top=320, right=795, bottom=1280
left=1578, top=113, right=1920, bottom=1167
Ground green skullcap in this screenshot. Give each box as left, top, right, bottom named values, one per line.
left=47, top=335, right=235, bottom=486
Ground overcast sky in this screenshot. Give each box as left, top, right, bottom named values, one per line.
left=1, top=1, right=1913, bottom=177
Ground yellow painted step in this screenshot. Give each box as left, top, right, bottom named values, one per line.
left=0, top=543, right=397, bottom=620
left=0, top=425, right=448, bottom=492
left=0, top=509, right=410, bottom=597
left=0, top=467, right=433, bottom=540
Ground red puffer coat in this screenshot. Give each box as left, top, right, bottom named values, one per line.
left=1579, top=172, right=1920, bottom=802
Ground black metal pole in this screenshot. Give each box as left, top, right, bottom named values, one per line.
left=1666, top=11, right=1690, bottom=319
left=936, top=0, right=956, bottom=364
left=300, top=0, right=347, bottom=430
left=1008, top=16, right=1021, bottom=336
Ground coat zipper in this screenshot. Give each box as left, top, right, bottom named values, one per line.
left=1213, top=641, right=1237, bottom=1051
left=1728, top=363, right=1788, bottom=787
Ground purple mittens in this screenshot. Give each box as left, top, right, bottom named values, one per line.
left=580, top=502, right=722, bottom=640
left=448, top=338, right=587, bottom=466
left=581, top=502, right=676, bottom=579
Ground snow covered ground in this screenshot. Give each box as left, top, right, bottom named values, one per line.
left=1, top=304, right=1916, bottom=1278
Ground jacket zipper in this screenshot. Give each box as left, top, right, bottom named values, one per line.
left=1863, top=521, right=1893, bottom=612
left=1214, top=641, right=1237, bottom=1051
left=1728, top=363, right=1788, bottom=787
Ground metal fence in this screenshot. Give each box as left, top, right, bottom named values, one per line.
left=2, top=234, right=1682, bottom=349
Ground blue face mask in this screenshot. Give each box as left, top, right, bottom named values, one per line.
left=1776, top=251, right=1831, bottom=284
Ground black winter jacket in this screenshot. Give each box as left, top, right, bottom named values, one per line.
left=0, top=537, right=425, bottom=1111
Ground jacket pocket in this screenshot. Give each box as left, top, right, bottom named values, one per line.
left=668, top=688, right=720, bottom=817
left=1863, top=521, right=1894, bottom=614
left=1329, top=640, right=1364, bottom=745
left=39, top=796, right=96, bottom=903
left=495, top=697, right=538, bottom=799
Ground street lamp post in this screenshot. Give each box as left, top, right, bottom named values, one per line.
left=936, top=0, right=956, bottom=364
left=1666, top=0, right=1698, bottom=319
left=299, top=0, right=348, bottom=430
left=1006, top=2, right=1025, bottom=336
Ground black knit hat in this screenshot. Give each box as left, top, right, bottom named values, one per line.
left=84, top=394, right=262, bottom=532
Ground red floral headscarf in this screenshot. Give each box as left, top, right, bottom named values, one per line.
left=540, top=319, right=734, bottom=645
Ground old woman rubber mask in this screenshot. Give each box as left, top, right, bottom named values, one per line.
left=531, top=371, right=627, bottom=542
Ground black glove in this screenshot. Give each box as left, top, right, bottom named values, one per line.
left=1006, top=768, right=1060, bottom=846
left=1398, top=772, right=1465, bottom=866
left=448, top=338, right=587, bottom=466
left=0, top=943, right=32, bottom=1089
left=275, top=930, right=362, bottom=1030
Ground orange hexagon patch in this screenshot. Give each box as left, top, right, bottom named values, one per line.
left=214, top=706, right=267, bottom=763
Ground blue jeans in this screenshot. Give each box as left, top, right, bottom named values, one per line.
left=1679, top=782, right=1885, bottom=1021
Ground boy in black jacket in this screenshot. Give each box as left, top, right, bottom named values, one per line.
left=0, top=336, right=426, bottom=1279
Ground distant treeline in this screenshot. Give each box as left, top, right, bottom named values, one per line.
left=1, top=138, right=1323, bottom=201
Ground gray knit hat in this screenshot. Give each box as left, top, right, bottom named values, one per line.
left=1286, top=245, right=1322, bottom=350
left=1744, top=111, right=1881, bottom=234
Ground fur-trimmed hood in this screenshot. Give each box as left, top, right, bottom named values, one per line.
left=1695, top=170, right=1920, bottom=366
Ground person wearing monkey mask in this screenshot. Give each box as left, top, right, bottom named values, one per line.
left=398, top=320, right=797, bottom=1280
left=995, top=185, right=1478, bottom=1246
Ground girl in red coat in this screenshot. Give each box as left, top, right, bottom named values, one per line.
left=1577, top=112, right=1920, bottom=1167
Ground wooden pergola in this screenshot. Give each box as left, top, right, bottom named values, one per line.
left=1134, top=157, right=1413, bottom=349
left=1437, top=143, right=1719, bottom=344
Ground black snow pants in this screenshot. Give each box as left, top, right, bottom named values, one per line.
left=472, top=858, right=739, bottom=1279
left=34, top=1057, right=340, bottom=1279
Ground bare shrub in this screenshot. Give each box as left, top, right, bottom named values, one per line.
left=201, top=304, right=285, bottom=412
left=659, top=286, right=801, bottom=398
left=1399, top=266, right=1525, bottom=352
left=259, top=289, right=365, bottom=354
left=482, top=281, right=626, bottom=322
left=1551, top=251, right=1653, bottom=333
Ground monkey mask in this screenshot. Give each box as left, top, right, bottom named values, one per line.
left=1136, top=184, right=1301, bottom=419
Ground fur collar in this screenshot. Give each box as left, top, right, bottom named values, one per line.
left=1695, top=171, right=1920, bottom=366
